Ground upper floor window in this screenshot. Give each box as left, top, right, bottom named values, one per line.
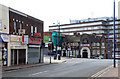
left=35, top=27, right=37, bottom=33
left=92, top=43, right=95, bottom=46
left=14, top=21, right=17, bottom=33
left=97, top=43, right=100, bottom=46
left=102, top=43, right=104, bottom=46
left=31, top=26, right=33, bottom=36
left=20, top=22, right=22, bottom=30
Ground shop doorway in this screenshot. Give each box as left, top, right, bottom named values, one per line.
left=11, top=49, right=26, bottom=66
left=19, top=50, right=26, bottom=65
left=11, top=49, right=17, bottom=65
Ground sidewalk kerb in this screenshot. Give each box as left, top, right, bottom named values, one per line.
left=2, top=63, right=50, bottom=73
left=2, top=59, right=66, bottom=73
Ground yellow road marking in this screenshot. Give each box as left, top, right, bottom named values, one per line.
left=91, top=64, right=117, bottom=78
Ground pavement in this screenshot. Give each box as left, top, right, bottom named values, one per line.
left=2, top=55, right=66, bottom=72
left=99, top=63, right=120, bottom=78
left=100, top=65, right=118, bottom=77
left=91, top=60, right=120, bottom=78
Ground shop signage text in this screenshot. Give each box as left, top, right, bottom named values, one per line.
left=29, top=38, right=41, bottom=44
left=10, top=35, right=22, bottom=42
left=81, top=44, right=90, bottom=46
left=101, top=47, right=105, bottom=48
left=34, top=33, right=41, bottom=37
left=92, top=47, right=100, bottom=48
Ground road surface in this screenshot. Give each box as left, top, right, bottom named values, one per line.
left=2, top=58, right=113, bottom=77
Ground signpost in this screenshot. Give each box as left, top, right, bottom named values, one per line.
left=113, top=0, right=116, bottom=68
left=44, top=33, right=49, bottom=43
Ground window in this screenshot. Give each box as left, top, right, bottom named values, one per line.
left=14, top=21, right=17, bottom=33
left=20, top=22, right=22, bottom=30
left=92, top=43, right=95, bottom=46
left=35, top=27, right=37, bottom=33
left=101, top=50, right=105, bottom=54
left=31, top=26, right=33, bottom=36
left=97, top=43, right=100, bottom=46
left=102, top=43, right=104, bottom=46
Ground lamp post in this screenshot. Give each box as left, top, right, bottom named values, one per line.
left=113, top=0, right=116, bottom=68
left=49, top=31, right=51, bottom=63
left=56, top=22, right=60, bottom=59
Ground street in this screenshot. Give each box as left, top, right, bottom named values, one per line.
left=2, top=58, right=114, bottom=77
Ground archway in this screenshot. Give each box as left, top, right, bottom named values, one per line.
left=83, top=49, right=88, bottom=58
left=81, top=47, right=90, bottom=58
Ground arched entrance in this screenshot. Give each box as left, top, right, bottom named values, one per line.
left=81, top=47, right=90, bottom=58
left=82, top=49, right=88, bottom=58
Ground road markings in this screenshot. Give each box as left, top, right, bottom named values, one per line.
left=31, top=72, right=43, bottom=76
left=91, top=64, right=118, bottom=78
left=91, top=65, right=113, bottom=77
left=30, top=70, right=48, bottom=76
left=44, top=71, right=48, bottom=72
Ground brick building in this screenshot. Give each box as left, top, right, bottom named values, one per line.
left=61, top=33, right=110, bottom=59
left=0, top=4, right=44, bottom=66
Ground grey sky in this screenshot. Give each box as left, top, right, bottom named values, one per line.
left=0, top=0, right=120, bottom=32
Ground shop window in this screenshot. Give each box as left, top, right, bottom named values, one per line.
left=92, top=50, right=96, bottom=55
left=97, top=50, right=100, bottom=55
left=102, top=50, right=105, bottom=54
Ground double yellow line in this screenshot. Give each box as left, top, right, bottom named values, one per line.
left=90, top=64, right=118, bottom=78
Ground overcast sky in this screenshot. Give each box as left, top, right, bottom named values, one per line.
left=0, top=0, right=120, bottom=32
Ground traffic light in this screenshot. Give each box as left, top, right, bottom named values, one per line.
left=48, top=43, right=54, bottom=50
left=48, top=43, right=51, bottom=50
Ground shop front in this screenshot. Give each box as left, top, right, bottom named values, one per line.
left=28, top=38, right=43, bottom=64
left=9, top=35, right=27, bottom=66
left=0, top=33, right=9, bottom=66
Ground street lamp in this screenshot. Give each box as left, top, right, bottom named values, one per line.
left=113, top=0, right=116, bottom=68
left=56, top=22, right=60, bottom=59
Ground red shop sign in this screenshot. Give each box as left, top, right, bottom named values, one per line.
left=44, top=33, right=49, bottom=36
left=29, top=38, right=41, bottom=44
left=34, top=33, right=41, bottom=37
